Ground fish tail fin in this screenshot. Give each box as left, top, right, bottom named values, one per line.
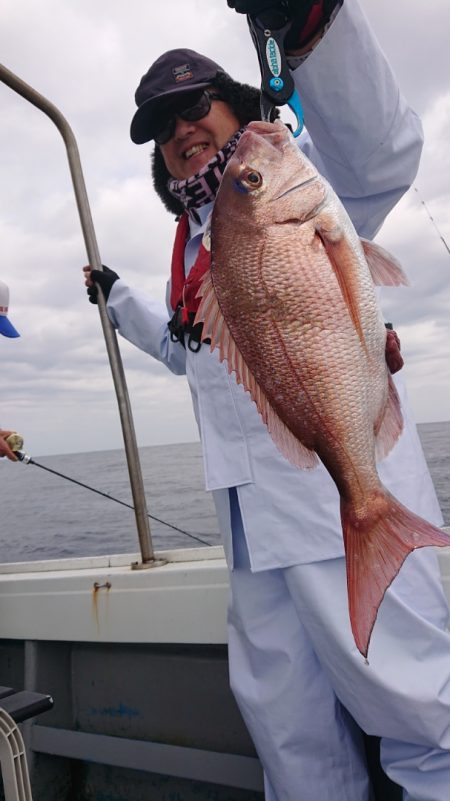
left=342, top=491, right=450, bottom=658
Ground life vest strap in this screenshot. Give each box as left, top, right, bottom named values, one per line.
left=168, top=212, right=212, bottom=353
left=168, top=306, right=210, bottom=352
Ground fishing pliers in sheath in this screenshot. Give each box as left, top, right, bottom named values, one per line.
left=247, top=4, right=304, bottom=135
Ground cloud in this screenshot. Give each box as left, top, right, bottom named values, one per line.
left=1, top=0, right=449, bottom=461
left=374, top=83, right=450, bottom=425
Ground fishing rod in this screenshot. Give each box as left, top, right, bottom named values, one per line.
left=414, top=186, right=450, bottom=258
left=15, top=451, right=213, bottom=548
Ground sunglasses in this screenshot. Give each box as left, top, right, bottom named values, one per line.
left=154, top=90, right=223, bottom=145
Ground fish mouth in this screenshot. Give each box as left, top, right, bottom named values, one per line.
left=238, top=121, right=289, bottom=157
left=245, top=120, right=289, bottom=137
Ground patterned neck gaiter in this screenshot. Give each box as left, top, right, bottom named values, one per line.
left=167, top=128, right=245, bottom=211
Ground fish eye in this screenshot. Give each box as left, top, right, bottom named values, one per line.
left=243, top=170, right=263, bottom=189
left=233, top=168, right=264, bottom=195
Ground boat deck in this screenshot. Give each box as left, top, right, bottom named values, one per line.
left=0, top=541, right=449, bottom=800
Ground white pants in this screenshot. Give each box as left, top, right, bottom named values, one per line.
left=227, top=489, right=450, bottom=801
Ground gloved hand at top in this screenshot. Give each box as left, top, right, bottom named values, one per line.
left=83, top=265, right=120, bottom=305
left=227, top=0, right=339, bottom=51
left=227, top=0, right=288, bottom=12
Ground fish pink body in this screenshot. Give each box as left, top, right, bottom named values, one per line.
left=196, top=120, right=450, bottom=657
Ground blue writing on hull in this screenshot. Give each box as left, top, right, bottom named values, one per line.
left=89, top=703, right=140, bottom=718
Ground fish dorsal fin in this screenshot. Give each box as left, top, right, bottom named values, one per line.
left=360, top=239, right=409, bottom=286
left=315, top=225, right=367, bottom=354
left=374, top=373, right=404, bottom=461
left=195, top=271, right=319, bottom=470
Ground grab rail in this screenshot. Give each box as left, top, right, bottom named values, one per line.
left=0, top=63, right=164, bottom=570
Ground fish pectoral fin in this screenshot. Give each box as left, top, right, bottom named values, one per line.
left=342, top=491, right=450, bottom=658
left=195, top=271, right=319, bottom=471
left=315, top=221, right=367, bottom=353
left=360, top=239, right=409, bottom=286
left=374, top=374, right=403, bottom=461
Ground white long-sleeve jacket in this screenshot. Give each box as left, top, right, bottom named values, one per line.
left=107, top=0, right=443, bottom=570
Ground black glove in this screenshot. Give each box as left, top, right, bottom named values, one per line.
left=87, top=265, right=119, bottom=305
left=228, top=0, right=338, bottom=50
left=227, top=0, right=287, bottom=12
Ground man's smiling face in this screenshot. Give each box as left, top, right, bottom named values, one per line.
left=159, top=90, right=240, bottom=181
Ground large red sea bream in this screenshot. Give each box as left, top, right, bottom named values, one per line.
left=195, top=120, right=450, bottom=657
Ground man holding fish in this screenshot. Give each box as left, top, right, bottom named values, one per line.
left=84, top=1, right=450, bottom=798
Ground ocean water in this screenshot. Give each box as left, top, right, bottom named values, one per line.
left=0, top=442, right=221, bottom=563
left=0, top=422, right=449, bottom=564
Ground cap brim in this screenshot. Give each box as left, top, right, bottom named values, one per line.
left=130, top=82, right=212, bottom=145
left=0, top=316, right=20, bottom=338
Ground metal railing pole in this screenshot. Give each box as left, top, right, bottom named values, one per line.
left=0, top=62, right=163, bottom=569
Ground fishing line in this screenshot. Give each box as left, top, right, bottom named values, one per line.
left=414, top=186, right=450, bottom=257
left=17, top=454, right=213, bottom=547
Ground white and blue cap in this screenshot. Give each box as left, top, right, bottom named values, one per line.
left=0, top=280, right=20, bottom=338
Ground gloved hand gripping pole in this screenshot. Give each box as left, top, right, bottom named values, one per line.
left=0, top=62, right=165, bottom=569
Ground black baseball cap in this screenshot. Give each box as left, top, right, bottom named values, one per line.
left=130, top=48, right=226, bottom=145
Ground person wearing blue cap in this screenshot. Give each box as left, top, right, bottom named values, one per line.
left=0, top=278, right=20, bottom=461
left=84, top=2, right=450, bottom=800
left=0, top=279, right=20, bottom=339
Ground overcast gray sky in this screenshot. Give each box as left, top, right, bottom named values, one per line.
left=1, top=0, right=449, bottom=458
